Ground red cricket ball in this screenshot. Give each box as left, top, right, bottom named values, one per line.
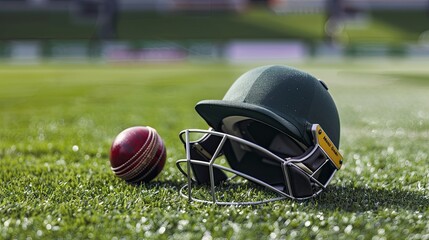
left=109, top=126, right=166, bottom=183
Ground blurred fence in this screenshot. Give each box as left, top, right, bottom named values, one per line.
left=270, top=0, right=429, bottom=13
left=1, top=40, right=428, bottom=63
left=0, top=0, right=249, bottom=12
left=1, top=0, right=427, bottom=12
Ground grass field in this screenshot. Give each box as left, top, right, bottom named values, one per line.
left=1, top=59, right=429, bottom=239
left=1, top=9, right=429, bottom=44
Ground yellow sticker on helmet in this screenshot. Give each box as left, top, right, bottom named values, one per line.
left=312, top=125, right=343, bottom=169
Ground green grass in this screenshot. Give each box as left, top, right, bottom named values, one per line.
left=1, top=9, right=429, bottom=44
left=1, top=60, right=429, bottom=239
left=341, top=10, right=429, bottom=44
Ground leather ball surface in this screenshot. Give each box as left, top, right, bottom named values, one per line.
left=109, top=126, right=166, bottom=183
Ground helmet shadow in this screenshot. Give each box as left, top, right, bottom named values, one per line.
left=308, top=184, right=428, bottom=212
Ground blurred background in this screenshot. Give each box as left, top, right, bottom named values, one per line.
left=0, top=0, right=429, bottom=63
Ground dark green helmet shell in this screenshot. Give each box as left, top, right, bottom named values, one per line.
left=195, top=65, right=341, bottom=148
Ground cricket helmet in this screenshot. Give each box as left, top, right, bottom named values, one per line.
left=176, top=65, right=343, bottom=205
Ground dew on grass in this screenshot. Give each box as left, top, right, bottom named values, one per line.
left=344, top=225, right=353, bottom=234
left=387, top=146, right=394, bottom=155
left=177, top=219, right=189, bottom=230
left=72, top=145, right=79, bottom=152
left=312, top=225, right=319, bottom=232
left=157, top=226, right=166, bottom=234
left=202, top=231, right=212, bottom=240
left=3, top=219, right=11, bottom=228
left=56, top=159, right=65, bottom=165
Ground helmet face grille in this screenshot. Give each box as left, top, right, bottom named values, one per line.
left=176, top=124, right=341, bottom=205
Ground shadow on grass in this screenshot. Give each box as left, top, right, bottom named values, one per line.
left=132, top=180, right=428, bottom=212
left=310, top=185, right=429, bottom=212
